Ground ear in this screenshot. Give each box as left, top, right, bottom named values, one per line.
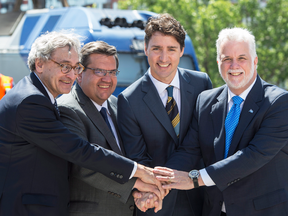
left=180, top=47, right=184, bottom=57
left=144, top=42, right=148, bottom=56
left=77, top=72, right=83, bottom=84
left=35, top=59, right=45, bottom=73
left=254, top=56, right=258, bottom=71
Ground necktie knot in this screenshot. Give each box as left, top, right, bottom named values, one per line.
left=232, top=95, right=243, bottom=105
left=166, top=85, right=174, bottom=97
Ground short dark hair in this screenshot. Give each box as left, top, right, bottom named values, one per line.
left=81, top=41, right=119, bottom=69
left=144, top=13, right=186, bottom=50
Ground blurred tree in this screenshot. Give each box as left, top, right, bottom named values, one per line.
left=119, top=0, right=288, bottom=88
left=13, top=0, right=23, bottom=12
left=13, top=0, right=69, bottom=11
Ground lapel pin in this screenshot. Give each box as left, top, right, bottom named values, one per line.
left=249, top=109, right=253, bottom=113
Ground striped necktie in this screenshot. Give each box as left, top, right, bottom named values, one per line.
left=224, top=95, right=243, bottom=158
left=54, top=100, right=60, bottom=116
left=100, top=107, right=114, bottom=136
left=165, top=85, right=180, bottom=137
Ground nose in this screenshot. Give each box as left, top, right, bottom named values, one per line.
left=66, top=70, right=77, bottom=81
left=230, top=59, right=240, bottom=69
left=101, top=73, right=112, bottom=82
left=159, top=50, right=168, bottom=62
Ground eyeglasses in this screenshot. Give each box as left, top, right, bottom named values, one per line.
left=85, top=67, right=120, bottom=77
left=50, top=59, right=85, bottom=75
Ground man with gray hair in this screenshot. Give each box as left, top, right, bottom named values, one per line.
left=154, top=27, right=288, bottom=216
left=0, top=31, right=166, bottom=216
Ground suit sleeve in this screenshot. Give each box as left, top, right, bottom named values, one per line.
left=58, top=104, right=136, bottom=203
left=207, top=92, right=288, bottom=191
left=16, top=95, right=134, bottom=184
left=117, top=93, right=153, bottom=167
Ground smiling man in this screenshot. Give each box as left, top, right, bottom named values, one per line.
left=0, top=32, right=166, bottom=216
left=117, top=14, right=212, bottom=216
left=154, top=27, right=288, bottom=216
left=57, top=41, right=162, bottom=216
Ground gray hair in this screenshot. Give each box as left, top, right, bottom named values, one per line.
left=27, top=31, right=82, bottom=71
left=216, top=27, right=257, bottom=61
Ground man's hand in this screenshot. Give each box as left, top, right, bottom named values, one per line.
left=132, top=191, right=162, bottom=213
left=153, top=166, right=204, bottom=190
left=133, top=179, right=162, bottom=200
left=134, top=164, right=172, bottom=199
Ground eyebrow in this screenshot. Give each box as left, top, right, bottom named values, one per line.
left=58, top=60, right=81, bottom=65
left=151, top=45, right=178, bottom=49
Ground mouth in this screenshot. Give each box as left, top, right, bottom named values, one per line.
left=228, top=70, right=244, bottom=76
left=99, top=85, right=110, bottom=89
left=61, top=80, right=72, bottom=84
left=158, top=63, right=170, bottom=68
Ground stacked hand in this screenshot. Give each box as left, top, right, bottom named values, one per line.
left=133, top=164, right=172, bottom=212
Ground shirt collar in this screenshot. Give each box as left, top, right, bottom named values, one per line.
left=148, top=68, right=180, bottom=95
left=227, top=76, right=257, bottom=103
left=90, top=99, right=110, bottom=114
left=33, top=72, right=55, bottom=104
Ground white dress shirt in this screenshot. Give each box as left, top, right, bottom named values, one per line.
left=148, top=69, right=181, bottom=115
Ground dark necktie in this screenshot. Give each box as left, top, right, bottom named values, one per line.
left=224, top=95, right=244, bottom=158
left=54, top=100, right=60, bottom=116
left=100, top=107, right=114, bottom=135
left=165, top=85, right=180, bottom=137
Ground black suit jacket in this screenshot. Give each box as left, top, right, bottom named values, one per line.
left=57, top=83, right=136, bottom=216
left=118, top=68, right=212, bottom=216
left=0, top=73, right=134, bottom=216
left=167, top=75, right=288, bottom=216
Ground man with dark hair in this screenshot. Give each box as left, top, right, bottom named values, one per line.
left=57, top=41, right=161, bottom=216
left=118, top=14, right=212, bottom=216
left=0, top=32, right=165, bottom=216
left=155, top=27, right=288, bottom=216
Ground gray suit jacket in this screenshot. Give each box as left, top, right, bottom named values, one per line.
left=57, top=83, right=136, bottom=216
left=118, top=68, right=212, bottom=216
left=166, top=75, right=288, bottom=216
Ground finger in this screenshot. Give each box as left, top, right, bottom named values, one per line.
left=154, top=180, right=165, bottom=199
left=154, top=198, right=163, bottom=213
left=132, top=190, right=142, bottom=199
left=156, top=175, right=174, bottom=182
left=154, top=166, right=173, bottom=172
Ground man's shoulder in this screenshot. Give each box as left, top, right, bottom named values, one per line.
left=120, top=75, right=146, bottom=98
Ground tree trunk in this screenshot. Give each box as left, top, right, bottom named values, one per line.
left=32, top=0, right=46, bottom=9
left=13, top=0, right=23, bottom=12
left=61, top=0, right=69, bottom=7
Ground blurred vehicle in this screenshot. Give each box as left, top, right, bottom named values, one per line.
left=0, top=7, right=199, bottom=95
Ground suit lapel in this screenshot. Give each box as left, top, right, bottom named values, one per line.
left=30, top=72, right=60, bottom=120
left=178, top=69, right=195, bottom=144
left=73, top=83, right=123, bottom=155
left=211, top=86, right=228, bottom=161
left=107, top=99, right=125, bottom=155
left=142, top=73, right=178, bottom=145
left=228, top=76, right=262, bottom=156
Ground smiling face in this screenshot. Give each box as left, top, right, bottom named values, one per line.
left=218, top=40, right=258, bottom=95
left=77, top=53, right=117, bottom=106
left=35, top=46, right=79, bottom=98
left=145, top=31, right=184, bottom=84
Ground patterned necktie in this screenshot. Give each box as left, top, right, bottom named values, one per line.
left=54, top=100, right=60, bottom=116
left=224, top=95, right=244, bottom=158
left=100, top=107, right=114, bottom=136
left=165, top=85, right=180, bottom=137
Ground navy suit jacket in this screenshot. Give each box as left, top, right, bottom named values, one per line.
left=118, top=68, right=212, bottom=216
left=0, top=73, right=134, bottom=216
left=166, top=75, right=288, bottom=216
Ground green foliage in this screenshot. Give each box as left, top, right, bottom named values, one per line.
left=119, top=0, right=288, bottom=88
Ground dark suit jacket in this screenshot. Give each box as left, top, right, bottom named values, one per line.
left=166, top=75, right=288, bottom=216
left=0, top=73, right=134, bottom=216
left=57, top=83, right=136, bottom=216
left=118, top=68, right=212, bottom=216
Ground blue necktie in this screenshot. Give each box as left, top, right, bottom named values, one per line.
left=100, top=107, right=114, bottom=136
left=224, top=96, right=243, bottom=158
left=54, top=100, right=60, bottom=116
left=165, top=85, right=180, bottom=137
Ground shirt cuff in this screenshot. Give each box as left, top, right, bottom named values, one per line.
left=129, top=162, right=137, bottom=179
left=200, top=168, right=216, bottom=186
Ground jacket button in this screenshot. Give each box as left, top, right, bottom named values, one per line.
left=117, top=174, right=120, bottom=178
left=129, top=205, right=135, bottom=211
left=110, top=172, right=115, bottom=176
left=119, top=175, right=123, bottom=179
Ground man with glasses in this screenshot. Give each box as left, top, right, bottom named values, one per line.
left=0, top=32, right=166, bottom=216
left=57, top=41, right=159, bottom=216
